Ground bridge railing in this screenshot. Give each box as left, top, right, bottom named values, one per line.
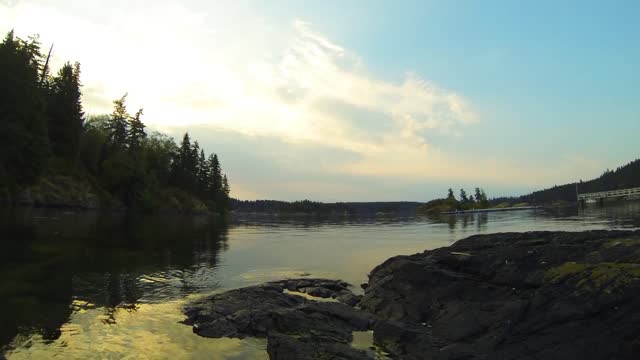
left=577, top=186, right=640, bottom=200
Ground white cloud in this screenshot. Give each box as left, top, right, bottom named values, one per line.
left=1, top=0, right=497, bottom=199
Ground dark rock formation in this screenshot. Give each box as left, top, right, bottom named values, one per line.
left=184, top=231, right=640, bottom=360
left=360, top=230, right=640, bottom=359
left=183, top=278, right=374, bottom=359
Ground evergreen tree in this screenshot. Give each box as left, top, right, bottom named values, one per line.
left=474, top=188, right=482, bottom=203
left=210, top=154, right=222, bottom=197
left=468, top=194, right=475, bottom=205
left=128, top=108, right=146, bottom=149
left=447, top=188, right=456, bottom=201
left=172, top=132, right=193, bottom=189
left=106, top=94, right=130, bottom=147
left=0, top=31, right=50, bottom=187
left=47, top=61, right=84, bottom=160
left=190, top=141, right=200, bottom=193
left=222, top=174, right=230, bottom=198
left=459, top=189, right=469, bottom=203
left=206, top=154, right=217, bottom=200
left=479, top=189, right=489, bottom=207
left=197, top=149, right=208, bottom=197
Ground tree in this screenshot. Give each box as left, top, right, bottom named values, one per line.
left=223, top=174, right=230, bottom=196
left=172, top=132, right=195, bottom=190
left=474, top=188, right=481, bottom=202
left=128, top=108, right=146, bottom=149
left=210, top=154, right=222, bottom=196
left=447, top=188, right=456, bottom=201
left=47, top=61, right=84, bottom=160
left=479, top=189, right=489, bottom=207
left=217, top=173, right=230, bottom=214
left=459, top=189, right=468, bottom=203
left=106, top=94, right=130, bottom=147
left=0, top=31, right=50, bottom=187
left=197, top=149, right=208, bottom=197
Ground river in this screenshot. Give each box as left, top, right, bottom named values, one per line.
left=1, top=202, right=639, bottom=359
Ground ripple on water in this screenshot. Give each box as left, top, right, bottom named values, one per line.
left=5, top=299, right=268, bottom=360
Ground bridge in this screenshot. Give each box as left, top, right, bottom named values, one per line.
left=577, top=186, right=640, bottom=203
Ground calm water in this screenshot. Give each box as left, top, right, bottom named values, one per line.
left=1, top=203, right=640, bottom=359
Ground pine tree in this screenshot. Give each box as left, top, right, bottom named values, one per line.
left=206, top=154, right=216, bottom=200
left=0, top=31, right=50, bottom=186
left=190, top=141, right=200, bottom=193
left=210, top=154, right=222, bottom=197
left=474, top=188, right=482, bottom=203
left=128, top=108, right=146, bottom=149
left=223, top=174, right=230, bottom=196
left=459, top=189, right=468, bottom=203
left=479, top=189, right=489, bottom=207
left=447, top=188, right=456, bottom=201
left=213, top=173, right=230, bottom=214
left=106, top=94, right=130, bottom=147
left=47, top=61, right=84, bottom=160
left=468, top=194, right=475, bottom=205
left=197, top=149, right=207, bottom=197
left=172, top=132, right=193, bottom=189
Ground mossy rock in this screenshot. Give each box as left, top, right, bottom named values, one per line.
left=545, top=261, right=640, bottom=294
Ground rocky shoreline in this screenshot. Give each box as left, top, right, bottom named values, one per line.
left=183, top=230, right=640, bottom=359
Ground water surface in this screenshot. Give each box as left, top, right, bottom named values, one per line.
left=1, top=202, right=639, bottom=359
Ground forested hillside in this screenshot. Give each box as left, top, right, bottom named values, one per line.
left=522, top=159, right=640, bottom=204
left=0, top=31, right=230, bottom=213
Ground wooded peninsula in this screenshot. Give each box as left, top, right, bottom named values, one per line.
left=0, top=31, right=230, bottom=213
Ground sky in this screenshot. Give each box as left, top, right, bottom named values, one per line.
left=1, top=0, right=639, bottom=201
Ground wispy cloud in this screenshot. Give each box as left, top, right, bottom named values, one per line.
left=3, top=0, right=524, bottom=200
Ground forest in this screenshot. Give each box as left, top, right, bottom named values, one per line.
left=0, top=31, right=230, bottom=213
left=520, top=158, right=640, bottom=204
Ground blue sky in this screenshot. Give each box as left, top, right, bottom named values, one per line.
left=2, top=0, right=639, bottom=201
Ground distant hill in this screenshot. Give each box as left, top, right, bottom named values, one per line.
left=522, top=158, right=640, bottom=204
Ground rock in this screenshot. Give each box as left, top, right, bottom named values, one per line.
left=184, top=231, right=640, bottom=360
left=359, top=230, right=640, bottom=360
left=337, top=291, right=362, bottom=307
left=267, top=332, right=372, bottom=360
left=183, top=278, right=376, bottom=359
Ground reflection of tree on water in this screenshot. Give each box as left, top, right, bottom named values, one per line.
left=476, top=213, right=488, bottom=230
left=0, top=209, right=229, bottom=352
left=435, top=212, right=489, bottom=232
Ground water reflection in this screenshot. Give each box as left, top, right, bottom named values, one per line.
left=0, top=209, right=228, bottom=352
left=1, top=201, right=639, bottom=358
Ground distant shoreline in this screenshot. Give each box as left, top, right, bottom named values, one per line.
left=440, top=205, right=541, bottom=215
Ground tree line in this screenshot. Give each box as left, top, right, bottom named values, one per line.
left=418, top=187, right=491, bottom=214
left=521, top=158, right=640, bottom=204
left=0, top=31, right=230, bottom=213
left=445, top=188, right=490, bottom=210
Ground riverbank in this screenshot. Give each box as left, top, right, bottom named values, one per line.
left=0, top=175, right=219, bottom=215
left=183, top=230, right=640, bottom=359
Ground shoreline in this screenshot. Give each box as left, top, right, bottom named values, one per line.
left=440, top=205, right=541, bottom=214
left=183, top=230, right=640, bottom=359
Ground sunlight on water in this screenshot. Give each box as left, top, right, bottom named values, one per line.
left=6, top=298, right=268, bottom=359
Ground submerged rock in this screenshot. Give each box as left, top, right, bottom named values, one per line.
left=184, top=231, right=640, bottom=360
